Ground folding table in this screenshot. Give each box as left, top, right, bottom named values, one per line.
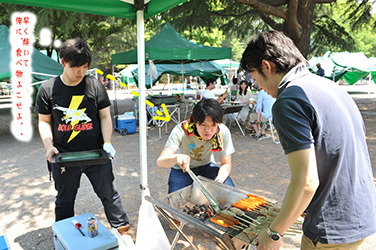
left=222, top=104, right=246, bottom=136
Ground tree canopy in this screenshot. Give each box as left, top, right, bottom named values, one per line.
left=1, top=0, right=375, bottom=71
left=158, top=0, right=376, bottom=58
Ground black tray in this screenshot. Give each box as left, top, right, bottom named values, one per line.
left=149, top=95, right=177, bottom=105
left=54, top=149, right=109, bottom=168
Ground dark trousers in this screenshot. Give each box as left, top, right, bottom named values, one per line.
left=51, top=160, right=129, bottom=228
left=167, top=162, right=235, bottom=194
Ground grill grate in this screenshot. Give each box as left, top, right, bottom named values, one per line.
left=203, top=215, right=258, bottom=244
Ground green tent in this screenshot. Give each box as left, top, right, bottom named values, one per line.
left=0, top=0, right=185, bottom=19
left=308, top=51, right=376, bottom=84
left=132, top=61, right=227, bottom=88
left=0, top=25, right=63, bottom=81
left=213, top=59, right=240, bottom=70
left=308, top=51, right=347, bottom=82
left=112, top=22, right=232, bottom=65
left=119, top=64, right=137, bottom=86
left=330, top=52, right=376, bottom=84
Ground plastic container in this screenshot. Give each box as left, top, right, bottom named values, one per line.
left=149, top=95, right=177, bottom=105
left=52, top=213, right=118, bottom=250
left=0, top=233, right=10, bottom=250
left=114, top=115, right=137, bottom=136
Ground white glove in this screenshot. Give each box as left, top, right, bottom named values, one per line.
left=103, top=142, right=116, bottom=158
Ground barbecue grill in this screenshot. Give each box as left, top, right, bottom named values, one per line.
left=145, top=176, right=277, bottom=249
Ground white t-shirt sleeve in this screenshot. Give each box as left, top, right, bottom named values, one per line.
left=201, top=89, right=216, bottom=100
left=165, top=124, right=184, bottom=152
left=219, top=124, right=235, bottom=156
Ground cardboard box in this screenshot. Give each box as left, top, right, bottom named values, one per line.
left=52, top=213, right=118, bottom=250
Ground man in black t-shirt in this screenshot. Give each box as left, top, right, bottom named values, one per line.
left=35, top=38, right=134, bottom=246
left=240, top=31, right=376, bottom=249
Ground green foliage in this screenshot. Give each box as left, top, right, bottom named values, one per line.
left=182, top=27, right=225, bottom=47
left=352, top=23, right=376, bottom=57
left=310, top=15, right=355, bottom=57
left=331, top=0, right=376, bottom=57
left=154, top=0, right=268, bottom=61
left=163, top=0, right=269, bottom=38
left=310, top=0, right=376, bottom=58
left=1, top=0, right=375, bottom=71
left=230, top=38, right=245, bottom=62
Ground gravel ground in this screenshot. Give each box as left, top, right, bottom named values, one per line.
left=0, top=84, right=375, bottom=249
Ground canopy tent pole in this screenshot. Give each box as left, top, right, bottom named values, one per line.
left=181, top=61, right=184, bottom=96
left=229, top=59, right=232, bottom=102
left=137, top=9, right=148, bottom=199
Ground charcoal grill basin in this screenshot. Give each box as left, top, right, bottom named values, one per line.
left=145, top=176, right=271, bottom=249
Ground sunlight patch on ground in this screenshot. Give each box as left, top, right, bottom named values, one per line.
left=131, top=172, right=139, bottom=177
left=2, top=172, right=18, bottom=180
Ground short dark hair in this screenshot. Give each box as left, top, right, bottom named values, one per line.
left=60, top=38, right=91, bottom=67
left=240, top=31, right=307, bottom=75
left=190, top=98, right=223, bottom=125
left=205, top=78, right=216, bottom=87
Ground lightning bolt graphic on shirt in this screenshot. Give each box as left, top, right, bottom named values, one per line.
left=66, top=95, right=86, bottom=143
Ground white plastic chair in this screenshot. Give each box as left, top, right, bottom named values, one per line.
left=258, top=117, right=280, bottom=144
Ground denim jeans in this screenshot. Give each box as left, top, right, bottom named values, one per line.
left=51, top=160, right=129, bottom=228
left=167, top=162, right=235, bottom=193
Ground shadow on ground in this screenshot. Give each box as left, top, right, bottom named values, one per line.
left=14, top=227, right=54, bottom=250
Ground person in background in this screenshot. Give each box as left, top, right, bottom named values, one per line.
left=236, top=80, right=254, bottom=129
left=249, top=89, right=275, bottom=140
left=316, top=63, right=325, bottom=77
left=237, top=80, right=252, bottom=102
left=34, top=38, right=134, bottom=247
left=157, top=98, right=235, bottom=194
left=241, top=30, right=376, bottom=249
left=201, top=78, right=228, bottom=104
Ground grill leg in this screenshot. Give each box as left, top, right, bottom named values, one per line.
left=154, top=206, right=199, bottom=250
left=170, top=226, right=183, bottom=249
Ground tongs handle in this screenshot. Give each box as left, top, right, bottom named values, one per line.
left=187, top=169, right=221, bottom=214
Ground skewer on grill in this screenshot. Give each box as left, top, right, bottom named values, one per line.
left=232, top=224, right=245, bottom=230
left=229, top=207, right=261, bottom=225
left=229, top=225, right=240, bottom=231
left=221, top=210, right=253, bottom=227
left=223, top=210, right=257, bottom=227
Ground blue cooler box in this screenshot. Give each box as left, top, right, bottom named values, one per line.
left=0, top=234, right=10, bottom=250
left=52, top=213, right=118, bottom=250
left=114, top=115, right=137, bottom=135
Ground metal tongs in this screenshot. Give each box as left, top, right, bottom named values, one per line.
left=187, top=169, right=222, bottom=214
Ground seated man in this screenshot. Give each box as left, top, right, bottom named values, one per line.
left=201, top=78, right=228, bottom=104
left=249, top=89, right=275, bottom=140
left=316, top=63, right=325, bottom=77
left=157, top=98, right=235, bottom=193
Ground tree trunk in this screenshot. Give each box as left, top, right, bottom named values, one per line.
left=289, top=0, right=315, bottom=57
left=235, top=0, right=317, bottom=58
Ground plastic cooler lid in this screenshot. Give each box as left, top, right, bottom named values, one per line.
left=52, top=212, right=118, bottom=250
left=117, top=114, right=135, bottom=120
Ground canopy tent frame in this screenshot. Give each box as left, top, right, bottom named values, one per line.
left=0, top=0, right=188, bottom=201
left=112, top=21, right=232, bottom=98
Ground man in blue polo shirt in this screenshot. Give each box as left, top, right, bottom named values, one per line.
left=316, top=63, right=325, bottom=77
left=240, top=31, right=376, bottom=249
